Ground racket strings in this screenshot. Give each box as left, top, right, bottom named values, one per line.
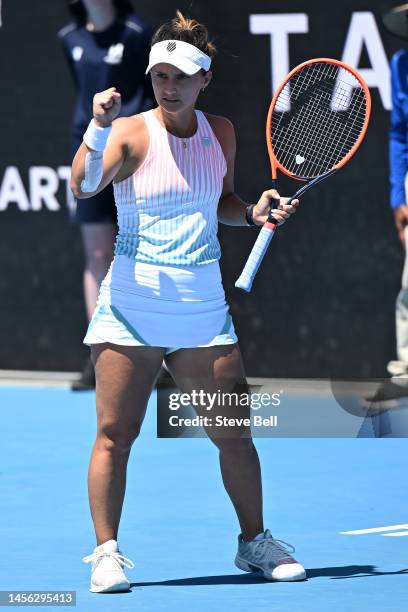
left=273, top=65, right=347, bottom=172
left=312, top=91, right=366, bottom=176
left=313, top=90, right=366, bottom=174
left=276, top=82, right=366, bottom=145
left=276, top=84, right=346, bottom=172
left=271, top=62, right=368, bottom=178
left=273, top=68, right=366, bottom=176
left=287, top=88, right=364, bottom=176
left=275, top=97, right=363, bottom=176
left=275, top=72, right=364, bottom=174
left=300, top=82, right=366, bottom=176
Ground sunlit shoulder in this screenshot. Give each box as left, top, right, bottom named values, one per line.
left=204, top=113, right=236, bottom=159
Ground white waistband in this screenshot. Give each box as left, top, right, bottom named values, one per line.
left=103, top=256, right=226, bottom=302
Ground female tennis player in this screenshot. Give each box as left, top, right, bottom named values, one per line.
left=72, top=11, right=305, bottom=592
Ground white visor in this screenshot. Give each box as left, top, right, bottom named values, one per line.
left=145, top=39, right=211, bottom=76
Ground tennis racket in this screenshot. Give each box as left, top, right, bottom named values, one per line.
left=235, top=58, right=371, bottom=292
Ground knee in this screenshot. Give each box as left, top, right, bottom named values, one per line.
left=213, top=437, right=255, bottom=456
left=97, top=423, right=142, bottom=453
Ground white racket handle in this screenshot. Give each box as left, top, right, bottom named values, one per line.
left=235, top=224, right=276, bottom=292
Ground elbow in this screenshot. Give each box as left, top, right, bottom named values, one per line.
left=70, top=179, right=96, bottom=199
left=71, top=182, right=88, bottom=199
left=70, top=182, right=82, bottom=199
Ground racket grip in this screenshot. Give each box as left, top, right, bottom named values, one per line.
left=235, top=225, right=276, bottom=292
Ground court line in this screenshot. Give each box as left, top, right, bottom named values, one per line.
left=0, top=370, right=80, bottom=388
left=0, top=371, right=380, bottom=396
left=341, top=524, right=408, bottom=535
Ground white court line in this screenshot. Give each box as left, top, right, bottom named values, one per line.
left=0, top=373, right=380, bottom=395
left=0, top=370, right=81, bottom=388
left=341, top=524, right=408, bottom=535
left=382, top=531, right=408, bottom=537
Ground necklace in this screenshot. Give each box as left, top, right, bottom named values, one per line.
left=154, top=109, right=196, bottom=147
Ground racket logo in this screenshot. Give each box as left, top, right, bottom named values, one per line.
left=166, top=42, right=177, bottom=53
left=295, top=155, right=305, bottom=165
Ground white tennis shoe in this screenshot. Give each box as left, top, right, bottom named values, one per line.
left=235, top=529, right=306, bottom=581
left=82, top=539, right=135, bottom=593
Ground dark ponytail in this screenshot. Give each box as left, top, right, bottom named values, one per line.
left=151, top=10, right=217, bottom=59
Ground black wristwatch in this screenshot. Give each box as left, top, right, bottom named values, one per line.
left=245, top=204, right=256, bottom=226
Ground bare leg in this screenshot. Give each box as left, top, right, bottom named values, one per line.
left=218, top=438, right=263, bottom=541
left=165, top=344, right=263, bottom=542
left=81, top=223, right=116, bottom=322
left=89, top=343, right=165, bottom=545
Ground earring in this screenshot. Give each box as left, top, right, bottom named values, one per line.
left=201, top=87, right=205, bottom=92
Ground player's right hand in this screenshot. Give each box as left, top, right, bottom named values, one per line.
left=253, top=189, right=299, bottom=226
left=393, top=205, right=408, bottom=249
left=93, top=87, right=122, bottom=128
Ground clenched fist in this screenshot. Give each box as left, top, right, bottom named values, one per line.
left=93, top=87, right=121, bottom=128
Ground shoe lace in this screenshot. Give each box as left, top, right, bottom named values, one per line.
left=82, top=550, right=135, bottom=570
left=252, top=537, right=295, bottom=561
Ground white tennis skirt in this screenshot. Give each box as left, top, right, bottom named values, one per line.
left=83, top=255, right=237, bottom=353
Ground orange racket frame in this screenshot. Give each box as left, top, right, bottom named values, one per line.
left=266, top=57, right=371, bottom=185
left=235, top=58, right=371, bottom=292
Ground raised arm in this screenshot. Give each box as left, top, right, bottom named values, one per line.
left=71, top=88, right=128, bottom=199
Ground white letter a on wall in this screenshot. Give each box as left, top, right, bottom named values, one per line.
left=0, top=167, right=30, bottom=211
left=341, top=12, right=390, bottom=110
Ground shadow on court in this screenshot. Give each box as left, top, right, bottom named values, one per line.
left=129, top=564, right=408, bottom=588
left=327, top=567, right=408, bottom=580
left=131, top=574, right=275, bottom=587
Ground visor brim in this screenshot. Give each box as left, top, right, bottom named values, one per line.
left=145, top=58, right=203, bottom=76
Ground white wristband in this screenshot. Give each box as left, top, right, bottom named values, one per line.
left=83, top=119, right=112, bottom=151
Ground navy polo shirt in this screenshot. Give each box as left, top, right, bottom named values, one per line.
left=58, top=14, right=154, bottom=150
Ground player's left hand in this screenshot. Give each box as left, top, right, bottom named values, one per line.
left=252, top=189, right=299, bottom=226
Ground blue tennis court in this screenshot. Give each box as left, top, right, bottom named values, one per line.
left=0, top=384, right=406, bottom=612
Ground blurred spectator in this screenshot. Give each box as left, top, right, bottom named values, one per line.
left=366, top=3, right=408, bottom=405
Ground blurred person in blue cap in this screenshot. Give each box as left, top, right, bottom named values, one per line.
left=366, top=3, right=408, bottom=405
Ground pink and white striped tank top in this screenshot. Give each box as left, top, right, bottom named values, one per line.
left=113, top=109, right=227, bottom=266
